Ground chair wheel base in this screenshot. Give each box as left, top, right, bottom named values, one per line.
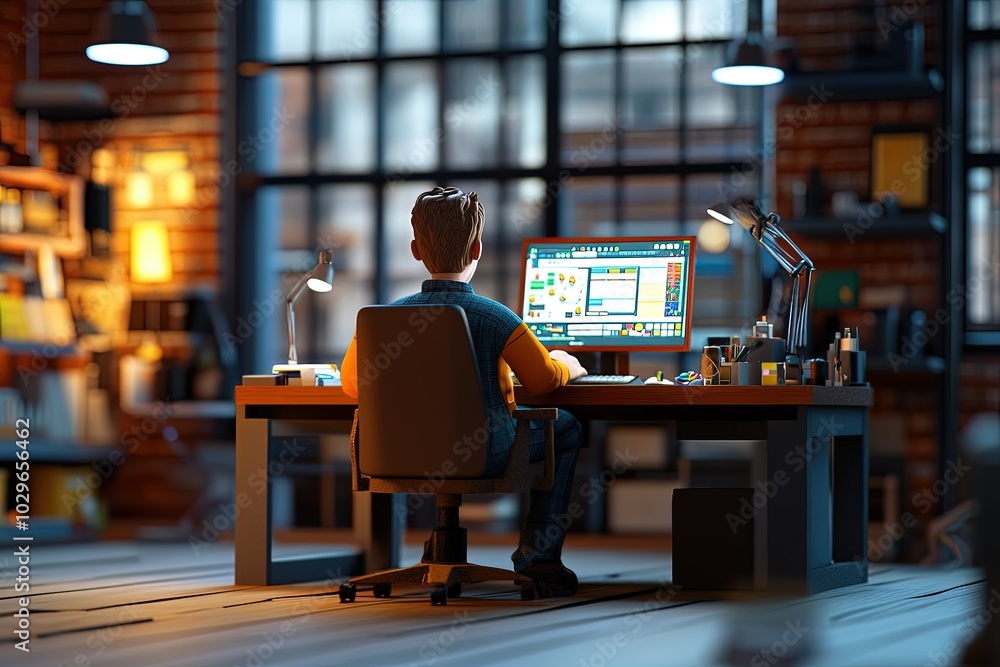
left=339, top=583, right=357, bottom=603
left=373, top=582, right=392, bottom=598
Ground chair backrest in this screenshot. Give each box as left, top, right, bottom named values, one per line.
left=356, top=304, right=490, bottom=479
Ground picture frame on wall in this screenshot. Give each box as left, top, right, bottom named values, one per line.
left=870, top=126, right=931, bottom=210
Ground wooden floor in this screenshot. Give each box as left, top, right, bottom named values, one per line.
left=0, top=535, right=987, bottom=667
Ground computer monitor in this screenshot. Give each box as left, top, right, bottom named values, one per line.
left=519, top=236, right=696, bottom=352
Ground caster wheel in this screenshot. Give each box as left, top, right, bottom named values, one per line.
left=430, top=585, right=448, bottom=606
left=520, top=583, right=536, bottom=601
left=447, top=583, right=461, bottom=598
left=373, top=583, right=392, bottom=598
left=339, top=583, right=357, bottom=603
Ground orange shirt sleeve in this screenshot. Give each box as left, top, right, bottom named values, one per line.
left=340, top=335, right=358, bottom=399
left=501, top=323, right=569, bottom=397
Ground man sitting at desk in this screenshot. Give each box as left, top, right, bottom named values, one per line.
left=341, top=186, right=587, bottom=598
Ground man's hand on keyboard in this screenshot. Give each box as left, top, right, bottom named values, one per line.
left=549, top=349, right=588, bottom=381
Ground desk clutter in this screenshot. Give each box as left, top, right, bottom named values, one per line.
left=699, top=323, right=868, bottom=387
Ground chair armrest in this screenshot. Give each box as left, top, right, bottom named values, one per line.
left=508, top=407, right=557, bottom=491
left=512, top=407, right=558, bottom=421
left=349, top=409, right=370, bottom=492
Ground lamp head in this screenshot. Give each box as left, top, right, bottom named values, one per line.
left=707, top=202, right=738, bottom=225
left=712, top=36, right=784, bottom=86
left=306, top=249, right=334, bottom=292
left=87, top=0, right=169, bottom=66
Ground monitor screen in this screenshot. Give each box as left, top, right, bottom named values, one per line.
left=519, top=236, right=696, bottom=352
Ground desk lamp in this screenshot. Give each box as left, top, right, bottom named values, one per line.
left=707, top=200, right=814, bottom=357
left=286, top=249, right=334, bottom=365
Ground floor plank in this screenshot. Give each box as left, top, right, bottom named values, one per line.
left=0, top=540, right=987, bottom=667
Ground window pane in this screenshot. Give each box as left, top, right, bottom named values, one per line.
left=384, top=62, right=440, bottom=174
left=970, top=0, right=989, bottom=28
left=443, top=59, right=501, bottom=169
left=621, top=0, right=681, bottom=44
left=968, top=168, right=1000, bottom=326
left=254, top=186, right=314, bottom=364
left=686, top=0, right=745, bottom=40
left=561, top=177, right=615, bottom=237
left=623, top=175, right=680, bottom=235
left=994, top=43, right=1000, bottom=151
left=259, top=186, right=310, bottom=251
left=383, top=0, right=440, bottom=56
left=969, top=43, right=989, bottom=153
left=257, top=0, right=311, bottom=62
left=561, top=50, right=617, bottom=166
left=505, top=0, right=546, bottom=49
left=317, top=0, right=378, bottom=60
left=622, top=46, right=682, bottom=164
left=317, top=185, right=376, bottom=355
left=687, top=44, right=755, bottom=163
left=444, top=0, right=499, bottom=51
left=505, top=56, right=546, bottom=168
left=561, top=0, right=617, bottom=46
left=500, top=179, right=547, bottom=308
left=385, top=181, right=436, bottom=302
left=318, top=65, right=376, bottom=172
left=252, top=68, right=311, bottom=175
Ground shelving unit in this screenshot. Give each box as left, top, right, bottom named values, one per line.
left=781, top=69, right=944, bottom=102
left=788, top=212, right=947, bottom=238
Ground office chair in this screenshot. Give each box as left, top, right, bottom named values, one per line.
left=338, top=305, right=556, bottom=606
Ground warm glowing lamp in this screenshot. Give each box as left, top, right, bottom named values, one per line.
left=126, top=170, right=154, bottom=208
left=286, top=249, right=335, bottom=364
left=131, top=220, right=173, bottom=283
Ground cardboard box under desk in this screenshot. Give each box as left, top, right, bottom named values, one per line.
left=605, top=424, right=671, bottom=470
left=607, top=478, right=684, bottom=534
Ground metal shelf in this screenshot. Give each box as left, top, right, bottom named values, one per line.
left=781, top=68, right=944, bottom=102
left=0, top=439, right=117, bottom=463
left=787, top=212, right=946, bottom=238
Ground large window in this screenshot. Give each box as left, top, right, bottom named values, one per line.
left=235, top=0, right=761, bottom=371
left=967, top=0, right=1000, bottom=336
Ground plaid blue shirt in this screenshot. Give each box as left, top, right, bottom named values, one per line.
left=393, top=279, right=520, bottom=451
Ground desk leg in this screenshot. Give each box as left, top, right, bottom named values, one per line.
left=353, top=492, right=403, bottom=573
left=235, top=405, right=271, bottom=585
left=763, top=406, right=868, bottom=594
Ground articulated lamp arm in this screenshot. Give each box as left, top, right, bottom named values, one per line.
left=708, top=200, right=815, bottom=355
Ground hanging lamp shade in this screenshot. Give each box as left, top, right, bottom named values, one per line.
left=711, top=35, right=785, bottom=86
left=86, top=1, right=169, bottom=66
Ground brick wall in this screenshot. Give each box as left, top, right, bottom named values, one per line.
left=36, top=0, right=222, bottom=288
left=776, top=0, right=1000, bottom=538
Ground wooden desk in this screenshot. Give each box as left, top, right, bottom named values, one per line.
left=235, top=382, right=872, bottom=594
left=517, top=383, right=874, bottom=594
left=234, top=382, right=400, bottom=585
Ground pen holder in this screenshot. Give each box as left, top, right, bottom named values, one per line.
left=701, top=346, right=722, bottom=385
left=720, top=362, right=749, bottom=386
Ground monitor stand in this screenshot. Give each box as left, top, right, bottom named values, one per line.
left=597, top=351, right=630, bottom=375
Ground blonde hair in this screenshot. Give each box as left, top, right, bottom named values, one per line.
left=410, top=187, right=485, bottom=273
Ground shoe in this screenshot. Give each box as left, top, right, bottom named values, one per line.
left=521, top=561, right=578, bottom=598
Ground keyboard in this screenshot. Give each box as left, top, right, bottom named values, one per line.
left=569, top=374, right=639, bottom=385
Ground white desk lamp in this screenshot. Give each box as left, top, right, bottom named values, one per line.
left=707, top=200, right=814, bottom=357
left=285, top=249, right=334, bottom=365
